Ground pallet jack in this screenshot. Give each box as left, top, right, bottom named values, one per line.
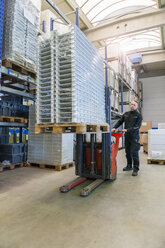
left=60, top=87, right=124, bottom=196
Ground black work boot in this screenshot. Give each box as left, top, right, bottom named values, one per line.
left=132, top=170, right=138, bottom=176
left=123, top=166, right=133, bottom=171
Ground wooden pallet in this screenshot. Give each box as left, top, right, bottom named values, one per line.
left=147, top=159, right=165, bottom=165
left=2, top=59, right=36, bottom=78
left=0, top=116, right=28, bottom=124
left=0, top=163, right=24, bottom=172
left=25, top=161, right=75, bottom=171
left=35, top=123, right=110, bottom=134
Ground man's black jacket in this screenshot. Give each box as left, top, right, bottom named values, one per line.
left=114, top=110, right=142, bottom=137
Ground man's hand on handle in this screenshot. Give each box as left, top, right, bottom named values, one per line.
left=111, top=128, right=127, bottom=133
left=121, top=129, right=127, bottom=132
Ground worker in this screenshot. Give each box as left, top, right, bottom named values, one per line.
left=111, top=100, right=142, bottom=176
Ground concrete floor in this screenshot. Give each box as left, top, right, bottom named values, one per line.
left=0, top=149, right=165, bottom=248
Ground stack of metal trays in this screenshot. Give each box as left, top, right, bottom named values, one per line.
left=37, top=36, right=52, bottom=124
left=37, top=31, right=59, bottom=124
left=52, top=31, right=59, bottom=123
left=73, top=25, right=105, bottom=124
left=36, top=25, right=106, bottom=124
left=57, top=25, right=105, bottom=124
left=58, top=30, right=74, bottom=123
left=3, top=0, right=26, bottom=65
left=3, top=0, right=39, bottom=71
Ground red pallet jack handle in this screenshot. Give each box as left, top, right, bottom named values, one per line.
left=111, top=131, right=125, bottom=158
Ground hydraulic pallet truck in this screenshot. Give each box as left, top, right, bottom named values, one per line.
left=60, top=87, right=124, bottom=196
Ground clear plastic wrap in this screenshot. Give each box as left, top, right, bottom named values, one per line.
left=2, top=0, right=40, bottom=71
left=37, top=25, right=106, bottom=124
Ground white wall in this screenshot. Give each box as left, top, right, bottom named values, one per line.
left=141, top=76, right=165, bottom=128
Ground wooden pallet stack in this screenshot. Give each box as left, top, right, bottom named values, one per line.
left=0, top=116, right=28, bottom=124
left=0, top=162, right=24, bottom=172
left=35, top=123, right=110, bottom=134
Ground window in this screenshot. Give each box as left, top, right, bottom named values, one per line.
left=75, top=0, right=157, bottom=25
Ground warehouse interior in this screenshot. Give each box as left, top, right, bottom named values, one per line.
left=0, top=0, right=165, bottom=247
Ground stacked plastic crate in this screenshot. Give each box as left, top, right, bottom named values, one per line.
left=0, top=127, right=9, bottom=145
left=37, top=25, right=106, bottom=124
left=2, top=0, right=39, bottom=71
left=0, top=143, right=25, bottom=164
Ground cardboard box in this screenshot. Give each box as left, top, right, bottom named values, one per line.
left=140, top=133, right=143, bottom=145
left=143, top=144, right=148, bottom=153
left=139, top=121, right=152, bottom=133
left=142, top=133, right=148, bottom=144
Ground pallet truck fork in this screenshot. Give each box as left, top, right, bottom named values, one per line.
left=60, top=131, right=124, bottom=196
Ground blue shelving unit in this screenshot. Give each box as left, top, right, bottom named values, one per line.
left=0, top=0, right=4, bottom=92
left=0, top=0, right=5, bottom=62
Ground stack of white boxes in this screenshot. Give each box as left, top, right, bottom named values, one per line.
left=105, top=67, right=119, bottom=112
left=37, top=25, right=106, bottom=124
left=109, top=70, right=115, bottom=89
left=119, top=91, right=136, bottom=113
left=110, top=57, right=138, bottom=92
left=114, top=93, right=119, bottom=111
left=28, top=106, right=74, bottom=165
left=121, top=105, right=130, bottom=113
left=114, top=75, right=119, bottom=92
left=111, top=90, right=115, bottom=109
left=148, top=129, right=165, bottom=160
left=110, top=59, right=121, bottom=75
left=158, top=123, right=165, bottom=129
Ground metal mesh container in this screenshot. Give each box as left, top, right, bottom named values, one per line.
left=36, top=25, right=106, bottom=124
left=2, top=0, right=40, bottom=71
left=36, top=32, right=59, bottom=124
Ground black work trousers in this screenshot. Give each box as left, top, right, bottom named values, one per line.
left=125, top=133, right=140, bottom=172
